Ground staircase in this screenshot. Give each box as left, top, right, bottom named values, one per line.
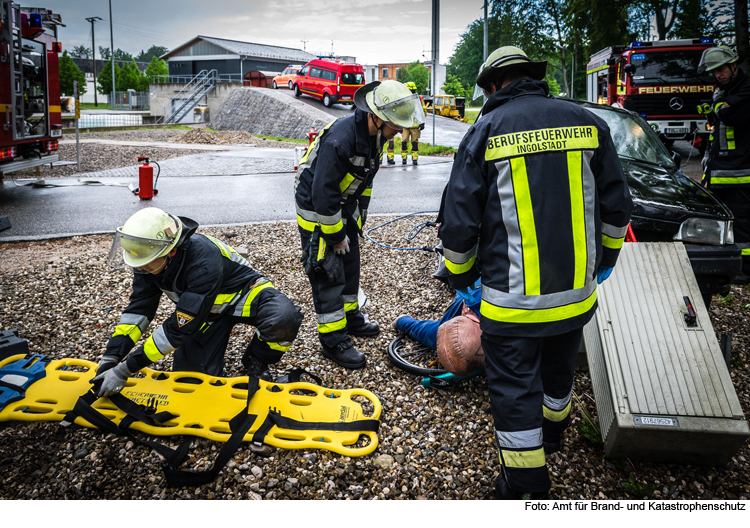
left=156, top=70, right=218, bottom=124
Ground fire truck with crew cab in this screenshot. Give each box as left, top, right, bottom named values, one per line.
left=586, top=38, right=716, bottom=152
left=0, top=1, right=63, bottom=181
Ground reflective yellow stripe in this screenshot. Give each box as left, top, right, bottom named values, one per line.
left=727, top=127, right=735, bottom=139
left=568, top=151, right=587, bottom=289
left=143, top=335, right=164, bottom=362
left=357, top=215, right=362, bottom=229
left=714, top=102, right=726, bottom=114
left=445, top=254, right=476, bottom=274
left=317, top=238, right=327, bottom=261
left=297, top=214, right=318, bottom=232
left=49, top=105, right=61, bottom=113
left=362, top=188, right=372, bottom=197
left=485, top=126, right=599, bottom=161
left=543, top=401, right=572, bottom=422
left=241, top=282, right=274, bottom=318
left=264, top=340, right=292, bottom=352
left=214, top=292, right=239, bottom=306
left=344, top=301, right=358, bottom=312
left=480, top=289, right=597, bottom=324
left=742, top=248, right=750, bottom=256
left=602, top=234, right=625, bottom=250
left=501, top=448, right=546, bottom=469
left=511, top=157, right=540, bottom=295
left=318, top=318, right=347, bottom=333
left=339, top=173, right=356, bottom=192
left=112, top=324, right=142, bottom=343
left=320, top=220, right=343, bottom=234
left=712, top=176, right=750, bottom=185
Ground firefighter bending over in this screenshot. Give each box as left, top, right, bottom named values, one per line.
left=438, top=46, right=633, bottom=499
left=386, top=81, right=424, bottom=166
left=93, top=208, right=303, bottom=397
left=698, top=46, right=750, bottom=283
left=295, top=80, right=425, bottom=369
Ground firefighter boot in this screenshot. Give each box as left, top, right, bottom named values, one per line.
left=321, top=337, right=366, bottom=369
left=412, top=141, right=419, bottom=165
left=401, top=140, right=408, bottom=165
left=348, top=320, right=380, bottom=337
left=242, top=353, right=271, bottom=382
left=387, top=140, right=396, bottom=165
left=494, top=470, right=549, bottom=500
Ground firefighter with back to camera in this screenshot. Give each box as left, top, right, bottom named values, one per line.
left=437, top=46, right=633, bottom=499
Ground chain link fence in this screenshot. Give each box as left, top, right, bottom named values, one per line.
left=110, top=91, right=150, bottom=110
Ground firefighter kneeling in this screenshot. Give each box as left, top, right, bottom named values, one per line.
left=93, top=208, right=303, bottom=398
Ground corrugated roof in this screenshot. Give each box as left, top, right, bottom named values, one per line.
left=163, top=35, right=316, bottom=63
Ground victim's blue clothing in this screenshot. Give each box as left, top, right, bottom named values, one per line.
left=395, top=293, right=481, bottom=350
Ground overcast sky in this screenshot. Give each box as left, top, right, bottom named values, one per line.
left=39, top=0, right=484, bottom=65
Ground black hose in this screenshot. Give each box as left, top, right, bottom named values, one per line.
left=364, top=211, right=439, bottom=251
left=152, top=161, right=161, bottom=190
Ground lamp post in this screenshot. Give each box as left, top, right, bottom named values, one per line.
left=109, top=0, right=115, bottom=109
left=85, top=16, right=102, bottom=106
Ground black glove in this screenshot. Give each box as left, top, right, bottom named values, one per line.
left=97, top=354, right=120, bottom=374
left=419, top=123, right=425, bottom=131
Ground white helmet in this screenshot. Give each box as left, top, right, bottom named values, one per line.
left=108, top=207, right=183, bottom=268
left=354, top=80, right=425, bottom=129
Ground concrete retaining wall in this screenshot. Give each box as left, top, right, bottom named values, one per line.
left=149, top=82, right=242, bottom=120
left=209, top=88, right=335, bottom=140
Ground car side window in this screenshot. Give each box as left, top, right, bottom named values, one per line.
left=322, top=69, right=336, bottom=81
left=299, top=66, right=309, bottom=76
left=311, top=67, right=322, bottom=78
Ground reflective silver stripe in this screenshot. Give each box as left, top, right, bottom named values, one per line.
left=341, top=178, right=363, bottom=199
left=118, top=313, right=149, bottom=333
left=482, top=280, right=596, bottom=310
left=296, top=205, right=319, bottom=223
left=318, top=211, right=342, bottom=225
left=164, top=290, right=180, bottom=302
left=443, top=242, right=478, bottom=265
left=317, top=308, right=346, bottom=324
left=582, top=151, right=597, bottom=282
left=350, top=155, right=366, bottom=167
left=711, top=169, right=750, bottom=178
left=720, top=123, right=728, bottom=150
left=601, top=222, right=628, bottom=238
left=495, top=428, right=543, bottom=449
left=544, top=390, right=572, bottom=411
left=342, top=294, right=358, bottom=304
left=495, top=160, right=525, bottom=294
left=152, top=325, right=176, bottom=355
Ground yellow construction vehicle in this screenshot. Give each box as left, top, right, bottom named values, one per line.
left=422, top=95, right=468, bottom=122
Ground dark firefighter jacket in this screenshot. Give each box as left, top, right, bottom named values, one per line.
left=705, top=68, right=750, bottom=188
left=105, top=217, right=270, bottom=372
left=438, top=79, right=633, bottom=337
left=294, top=109, right=383, bottom=245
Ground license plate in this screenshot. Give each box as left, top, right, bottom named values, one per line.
left=341, top=95, right=351, bottom=100
left=665, top=128, right=689, bottom=134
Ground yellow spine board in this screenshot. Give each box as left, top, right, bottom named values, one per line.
left=0, top=355, right=381, bottom=456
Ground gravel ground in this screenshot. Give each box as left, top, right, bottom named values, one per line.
left=0, top=218, right=749, bottom=501
left=8, top=128, right=300, bottom=180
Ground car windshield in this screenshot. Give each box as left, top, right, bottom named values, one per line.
left=584, top=105, right=674, bottom=167
left=629, top=50, right=714, bottom=85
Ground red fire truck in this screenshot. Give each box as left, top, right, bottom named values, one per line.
left=0, top=2, right=63, bottom=180
left=586, top=38, right=716, bottom=150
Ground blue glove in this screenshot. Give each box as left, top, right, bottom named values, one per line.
left=597, top=266, right=613, bottom=284
left=456, top=287, right=480, bottom=305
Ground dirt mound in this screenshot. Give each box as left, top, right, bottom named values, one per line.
left=171, top=128, right=258, bottom=145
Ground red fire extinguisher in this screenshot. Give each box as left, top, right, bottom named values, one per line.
left=133, top=156, right=160, bottom=200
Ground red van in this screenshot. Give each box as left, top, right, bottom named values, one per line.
left=293, top=58, right=365, bottom=107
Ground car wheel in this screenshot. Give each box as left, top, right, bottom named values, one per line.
left=273, top=81, right=277, bottom=89
left=323, top=93, right=332, bottom=108
left=294, top=84, right=301, bottom=98
left=288, top=81, right=293, bottom=90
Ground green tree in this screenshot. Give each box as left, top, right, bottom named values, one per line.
left=113, top=48, right=133, bottom=62
left=99, top=46, right=111, bottom=61
left=58, top=50, right=87, bottom=96
left=143, top=56, right=169, bottom=88
left=669, top=0, right=714, bottom=39
left=396, top=66, right=411, bottom=83
left=407, top=62, right=429, bottom=95
left=97, top=61, right=120, bottom=96
left=543, top=73, right=562, bottom=95
left=118, top=60, right=144, bottom=91
left=442, top=74, right=466, bottom=97
left=72, top=45, right=91, bottom=58
left=136, top=45, right=169, bottom=63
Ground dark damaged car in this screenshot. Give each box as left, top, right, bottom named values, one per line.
left=577, top=101, right=741, bottom=306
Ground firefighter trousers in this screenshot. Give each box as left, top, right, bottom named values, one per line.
left=172, top=287, right=303, bottom=376
left=482, top=327, right=582, bottom=494
left=712, top=187, right=750, bottom=279
left=299, top=220, right=367, bottom=349
left=387, top=128, right=420, bottom=161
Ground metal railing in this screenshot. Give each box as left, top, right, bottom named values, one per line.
left=155, top=69, right=219, bottom=124
left=151, top=73, right=244, bottom=84
left=110, top=91, right=150, bottom=110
